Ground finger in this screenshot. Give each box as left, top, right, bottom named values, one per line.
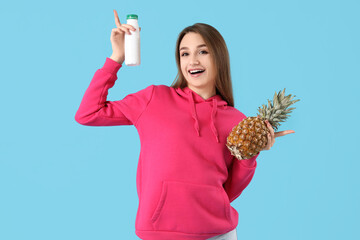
left=118, top=26, right=132, bottom=35
left=267, top=121, right=275, bottom=135
left=114, top=9, right=122, bottom=28
left=269, top=132, right=275, bottom=148
left=261, top=131, right=272, bottom=151
left=265, top=120, right=275, bottom=140
left=274, top=130, right=295, bottom=138
left=111, top=28, right=122, bottom=35
left=120, top=23, right=137, bottom=31
left=266, top=121, right=276, bottom=147
left=266, top=132, right=272, bottom=149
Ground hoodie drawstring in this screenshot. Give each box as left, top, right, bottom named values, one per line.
left=188, top=91, right=220, bottom=143
left=189, top=91, right=200, bottom=137
left=211, top=98, right=219, bottom=143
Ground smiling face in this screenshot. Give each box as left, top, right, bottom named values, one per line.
left=179, top=32, right=217, bottom=98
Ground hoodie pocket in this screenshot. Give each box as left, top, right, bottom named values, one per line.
left=151, top=181, right=231, bottom=233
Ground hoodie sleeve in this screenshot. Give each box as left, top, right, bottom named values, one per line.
left=75, top=57, right=155, bottom=126
left=223, top=153, right=259, bottom=203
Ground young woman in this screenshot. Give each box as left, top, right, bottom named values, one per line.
left=75, top=10, right=294, bottom=240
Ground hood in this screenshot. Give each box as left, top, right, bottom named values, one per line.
left=175, top=86, right=228, bottom=143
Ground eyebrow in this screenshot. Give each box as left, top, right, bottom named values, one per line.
left=179, top=44, right=207, bottom=51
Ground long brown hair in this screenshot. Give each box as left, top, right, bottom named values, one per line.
left=170, top=23, right=234, bottom=107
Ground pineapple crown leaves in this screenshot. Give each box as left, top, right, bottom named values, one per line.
left=257, top=88, right=300, bottom=130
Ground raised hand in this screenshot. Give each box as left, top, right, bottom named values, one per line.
left=110, top=10, right=140, bottom=64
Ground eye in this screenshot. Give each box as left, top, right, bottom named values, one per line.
left=200, top=50, right=208, bottom=54
left=181, top=52, right=189, bottom=57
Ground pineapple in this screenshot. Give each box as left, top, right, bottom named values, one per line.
left=226, top=89, right=300, bottom=160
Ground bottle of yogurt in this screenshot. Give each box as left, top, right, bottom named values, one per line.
left=125, top=14, right=140, bottom=66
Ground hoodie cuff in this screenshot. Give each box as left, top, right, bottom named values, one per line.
left=102, top=57, right=122, bottom=75
left=240, top=152, right=259, bottom=168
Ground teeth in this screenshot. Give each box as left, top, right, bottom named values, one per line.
left=190, top=69, right=204, bottom=74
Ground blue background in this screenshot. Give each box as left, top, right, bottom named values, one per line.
left=1, top=0, right=359, bottom=239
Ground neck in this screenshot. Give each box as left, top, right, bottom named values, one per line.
left=187, top=85, right=216, bottom=100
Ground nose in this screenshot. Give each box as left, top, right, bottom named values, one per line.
left=189, top=53, right=200, bottom=65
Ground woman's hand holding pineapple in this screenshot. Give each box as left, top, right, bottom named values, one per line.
left=262, top=119, right=295, bottom=151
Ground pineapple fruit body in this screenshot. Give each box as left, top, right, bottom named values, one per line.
left=226, top=117, right=268, bottom=160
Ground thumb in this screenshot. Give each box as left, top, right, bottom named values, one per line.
left=274, top=130, right=295, bottom=138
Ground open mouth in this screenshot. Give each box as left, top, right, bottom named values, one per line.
left=188, top=69, right=205, bottom=77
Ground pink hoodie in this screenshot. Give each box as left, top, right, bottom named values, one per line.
left=75, top=58, right=259, bottom=240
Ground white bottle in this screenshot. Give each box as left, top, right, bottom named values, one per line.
left=125, top=14, right=140, bottom=66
